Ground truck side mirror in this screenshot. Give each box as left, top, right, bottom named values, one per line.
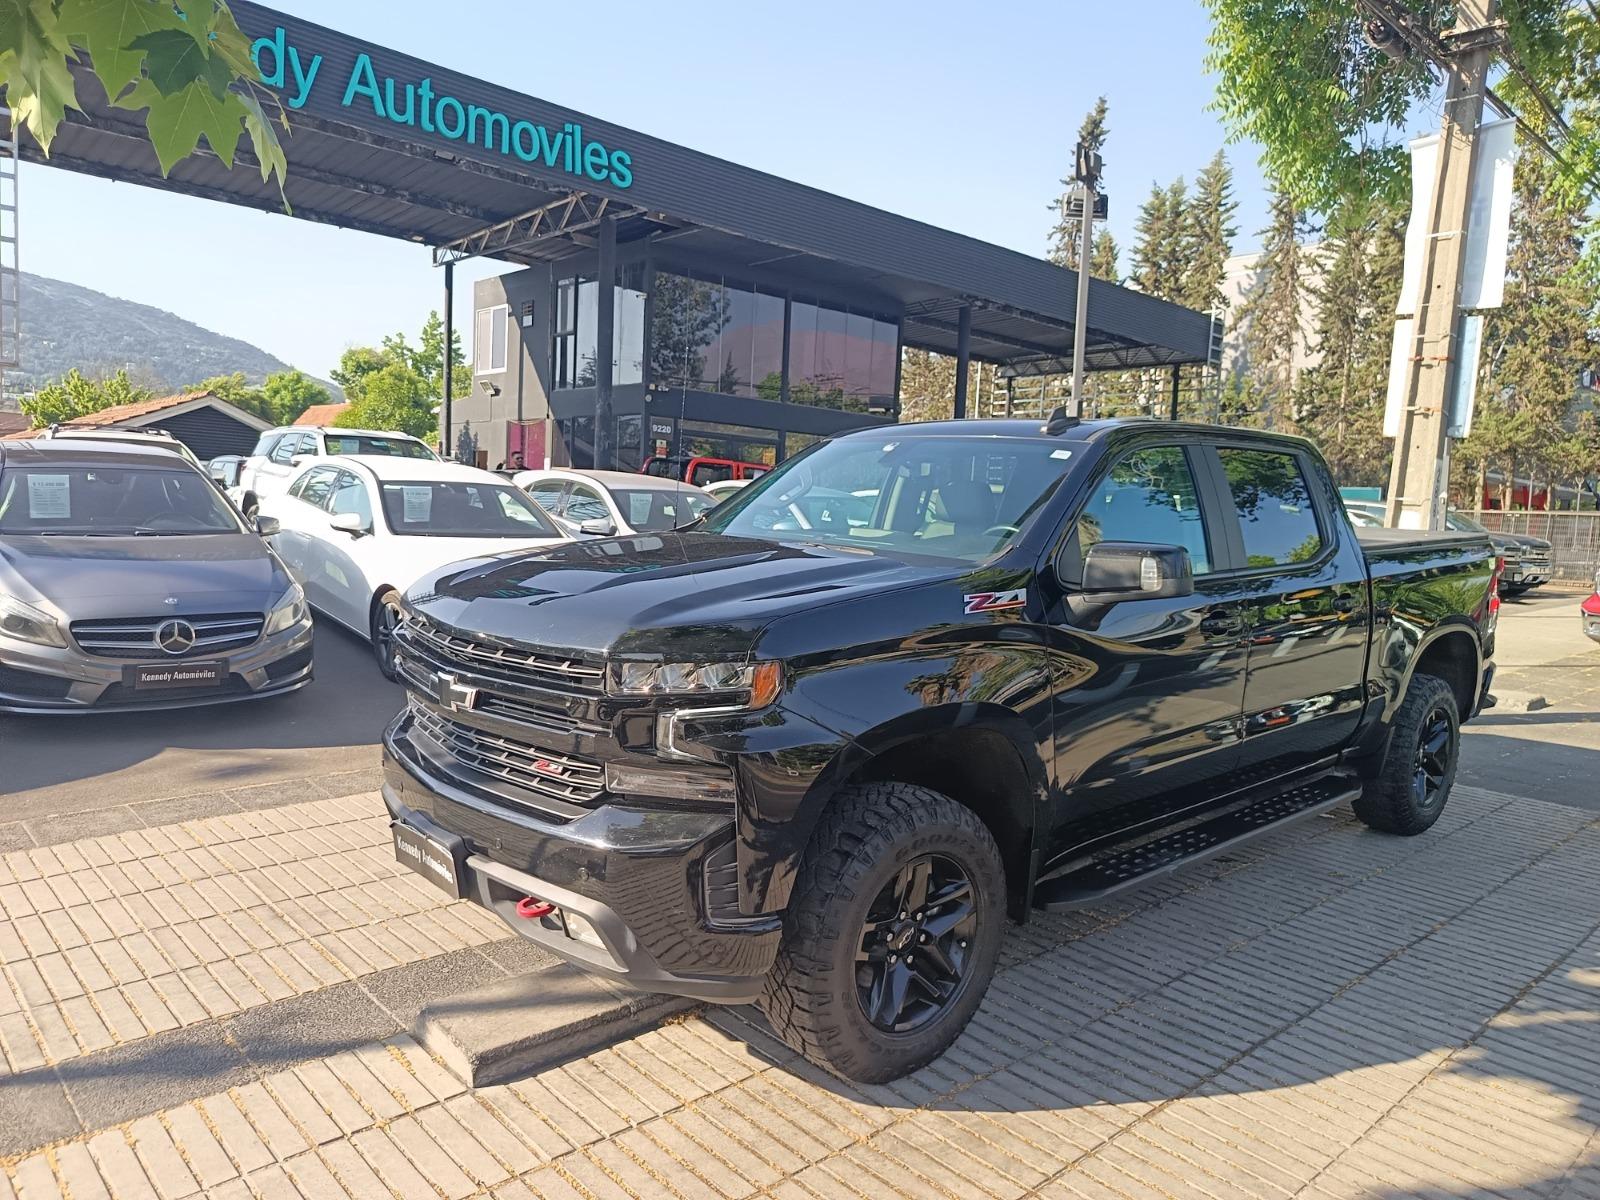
left=254, top=515, right=281, bottom=538
left=1081, top=542, right=1193, bottom=603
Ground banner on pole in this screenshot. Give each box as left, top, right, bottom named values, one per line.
left=1396, top=119, right=1515, bottom=317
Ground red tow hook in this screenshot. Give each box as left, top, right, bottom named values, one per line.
left=516, top=896, right=555, bottom=920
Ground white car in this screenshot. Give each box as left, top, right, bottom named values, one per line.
left=512, top=468, right=714, bottom=537
left=261, top=456, right=569, bottom=677
left=702, top=479, right=752, bottom=503
left=236, top=426, right=436, bottom=517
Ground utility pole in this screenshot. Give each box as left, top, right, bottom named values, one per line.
left=1381, top=0, right=1500, bottom=529
left=1068, top=141, right=1103, bottom=419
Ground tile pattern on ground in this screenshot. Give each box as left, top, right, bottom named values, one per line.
left=0, top=793, right=507, bottom=1073
left=1, top=782, right=1596, bottom=1198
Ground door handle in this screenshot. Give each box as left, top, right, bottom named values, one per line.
left=1332, top=594, right=1358, bottom=614
left=1200, top=610, right=1241, bottom=637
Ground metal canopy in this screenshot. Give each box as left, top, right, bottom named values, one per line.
left=10, top=1, right=1214, bottom=375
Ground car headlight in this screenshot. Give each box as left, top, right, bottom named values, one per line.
left=607, top=660, right=782, bottom=704
left=263, top=581, right=309, bottom=636
left=0, top=594, right=67, bottom=648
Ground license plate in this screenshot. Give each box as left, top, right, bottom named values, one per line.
left=392, top=822, right=464, bottom=898
left=125, top=661, right=227, bottom=690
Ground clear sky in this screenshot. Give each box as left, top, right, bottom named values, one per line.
left=17, top=0, right=1273, bottom=381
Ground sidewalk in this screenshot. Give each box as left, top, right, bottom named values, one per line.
left=2, top=781, right=1596, bottom=1198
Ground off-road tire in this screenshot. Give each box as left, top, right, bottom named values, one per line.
left=1354, top=673, right=1460, bottom=836
left=371, top=589, right=404, bottom=682
left=758, top=782, right=1005, bottom=1083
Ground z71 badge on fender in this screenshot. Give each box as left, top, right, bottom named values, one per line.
left=963, top=589, right=1027, bottom=614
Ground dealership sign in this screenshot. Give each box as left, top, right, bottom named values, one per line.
left=250, top=26, right=634, bottom=190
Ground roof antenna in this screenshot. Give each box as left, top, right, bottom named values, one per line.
left=1041, top=406, right=1079, bottom=436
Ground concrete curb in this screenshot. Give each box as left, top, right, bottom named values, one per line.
left=416, top=963, right=696, bottom=1086
left=1492, top=690, right=1550, bottom=712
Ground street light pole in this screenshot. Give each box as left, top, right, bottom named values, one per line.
left=1069, top=177, right=1095, bottom=420
left=1383, top=0, right=1499, bottom=529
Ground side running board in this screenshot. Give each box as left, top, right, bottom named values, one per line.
left=1033, top=773, right=1361, bottom=911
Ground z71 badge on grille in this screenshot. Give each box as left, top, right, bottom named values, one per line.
left=963, top=589, right=1027, bottom=614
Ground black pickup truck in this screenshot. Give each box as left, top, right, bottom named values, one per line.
left=382, top=417, right=1499, bottom=1082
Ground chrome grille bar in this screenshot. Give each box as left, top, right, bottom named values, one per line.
left=70, top=612, right=265, bottom=660
left=410, top=704, right=605, bottom=807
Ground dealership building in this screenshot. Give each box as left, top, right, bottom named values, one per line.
left=10, top=1, right=1213, bottom=472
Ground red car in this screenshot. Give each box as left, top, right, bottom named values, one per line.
left=641, top=455, right=770, bottom=488
left=1583, top=570, right=1600, bottom=644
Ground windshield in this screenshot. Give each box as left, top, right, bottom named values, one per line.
left=324, top=434, right=436, bottom=459
left=703, top=435, right=1072, bottom=563
left=378, top=481, right=563, bottom=538
left=1444, top=511, right=1486, bottom=533
left=611, top=487, right=713, bottom=532
left=0, top=465, right=241, bottom=536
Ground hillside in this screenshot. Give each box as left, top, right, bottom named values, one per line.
left=4, top=272, right=326, bottom=397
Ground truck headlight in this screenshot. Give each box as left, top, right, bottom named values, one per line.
left=0, top=595, right=67, bottom=648
left=607, top=660, right=782, bottom=706
left=263, top=581, right=309, bottom=636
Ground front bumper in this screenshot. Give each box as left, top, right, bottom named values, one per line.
left=1583, top=596, right=1600, bottom=644
left=1505, top=564, right=1551, bottom=587
left=0, top=618, right=314, bottom=714
left=382, top=710, right=780, bottom=1004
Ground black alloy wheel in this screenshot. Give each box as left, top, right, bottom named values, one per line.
left=1412, top=704, right=1456, bottom=813
left=855, top=854, right=978, bottom=1033
left=372, top=590, right=404, bottom=681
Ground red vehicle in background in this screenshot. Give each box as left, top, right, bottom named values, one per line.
left=1583, top=570, right=1600, bottom=644
left=641, top=455, right=771, bottom=488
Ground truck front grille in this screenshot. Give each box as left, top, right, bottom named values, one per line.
left=70, top=613, right=264, bottom=660
left=410, top=704, right=605, bottom=808
left=401, top=617, right=604, bottom=693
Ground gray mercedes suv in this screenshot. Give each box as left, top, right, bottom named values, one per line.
left=0, top=440, right=315, bottom=712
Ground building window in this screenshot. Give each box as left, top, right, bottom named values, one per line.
left=552, top=267, right=646, bottom=390
left=650, top=272, right=784, bottom=400
left=474, top=304, right=508, bottom=374
left=789, top=299, right=897, bottom=412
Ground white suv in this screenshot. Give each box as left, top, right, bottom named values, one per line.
left=236, top=426, right=436, bottom=517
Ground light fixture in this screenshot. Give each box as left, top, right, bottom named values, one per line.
left=477, top=379, right=501, bottom=397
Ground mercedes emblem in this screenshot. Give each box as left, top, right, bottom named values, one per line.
left=155, top=619, right=198, bottom=656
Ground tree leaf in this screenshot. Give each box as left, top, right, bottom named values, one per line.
left=0, top=0, right=82, bottom=149
left=115, top=74, right=240, bottom=171
left=57, top=0, right=187, bottom=99
left=127, top=26, right=231, bottom=98
left=238, top=90, right=289, bottom=203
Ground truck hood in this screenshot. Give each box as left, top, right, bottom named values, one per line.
left=0, top=533, right=287, bottom=615
left=408, top=531, right=943, bottom=659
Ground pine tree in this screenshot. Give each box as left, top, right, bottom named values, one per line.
left=1232, top=187, right=1309, bottom=427
left=1293, top=197, right=1405, bottom=485
left=1090, top=230, right=1120, bottom=282
left=1049, top=97, right=1109, bottom=269
left=1462, top=141, right=1598, bottom=507
left=1179, top=151, right=1239, bottom=315
left=1130, top=179, right=1188, bottom=300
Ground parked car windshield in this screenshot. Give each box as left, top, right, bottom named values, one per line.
left=702, top=435, right=1070, bottom=564
left=609, top=487, right=713, bottom=532
left=323, top=434, right=436, bottom=459
left=1445, top=511, right=1487, bottom=534
left=378, top=481, right=563, bottom=538
left=0, top=465, right=242, bottom=536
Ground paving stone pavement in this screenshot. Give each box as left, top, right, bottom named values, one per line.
left=1, top=782, right=1597, bottom=1198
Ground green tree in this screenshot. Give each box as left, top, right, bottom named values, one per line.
left=334, top=363, right=433, bottom=439
left=21, top=367, right=150, bottom=426
left=190, top=371, right=266, bottom=419
left=1204, top=0, right=1596, bottom=219
left=1089, top=229, right=1120, bottom=282
left=1461, top=139, right=1598, bottom=505
left=1130, top=178, right=1189, bottom=300
left=1049, top=97, right=1110, bottom=269
left=329, top=346, right=397, bottom=404
left=1, top=0, right=286, bottom=195
left=1294, top=196, right=1407, bottom=486
left=1231, top=187, right=1310, bottom=427
left=412, top=311, right=467, bottom=400
left=261, top=370, right=330, bottom=425
left=1179, top=151, right=1239, bottom=314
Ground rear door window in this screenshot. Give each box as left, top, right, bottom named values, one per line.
left=1217, top=447, right=1325, bottom=568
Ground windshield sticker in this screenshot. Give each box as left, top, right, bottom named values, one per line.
left=27, top=474, right=70, bottom=519
left=964, top=589, right=1027, bottom=615
left=629, top=494, right=653, bottom=526
left=1051, top=449, right=1073, bottom=461
left=401, top=486, right=433, bottom=523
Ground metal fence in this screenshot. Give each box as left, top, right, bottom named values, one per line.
left=1467, top=510, right=1600, bottom=584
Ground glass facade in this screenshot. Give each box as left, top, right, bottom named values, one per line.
left=552, top=264, right=647, bottom=390
left=788, top=299, right=897, bottom=412
left=650, top=272, right=786, bottom=399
